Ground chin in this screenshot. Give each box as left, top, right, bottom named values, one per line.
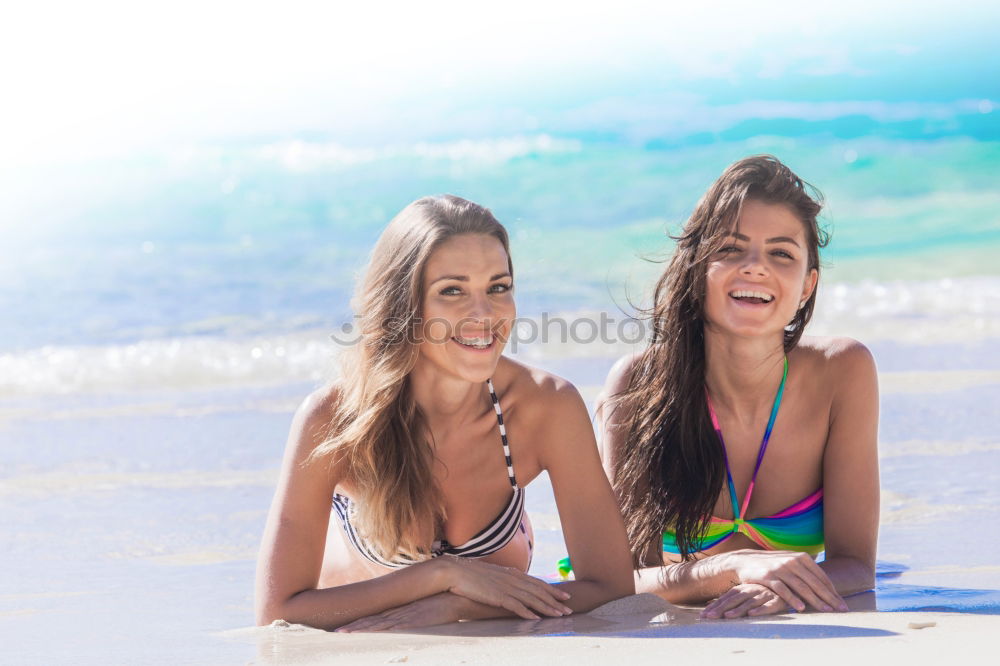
left=452, top=366, right=496, bottom=384
left=711, top=318, right=784, bottom=340
left=445, top=353, right=502, bottom=383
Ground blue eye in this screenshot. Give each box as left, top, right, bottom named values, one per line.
left=490, top=283, right=512, bottom=293
left=440, top=286, right=462, bottom=296
left=771, top=250, right=794, bottom=259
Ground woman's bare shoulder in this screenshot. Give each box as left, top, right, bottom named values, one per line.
left=496, top=355, right=581, bottom=406
left=795, top=336, right=877, bottom=382
left=605, top=350, right=646, bottom=395
left=296, top=382, right=341, bottom=432
left=284, top=382, right=346, bottom=475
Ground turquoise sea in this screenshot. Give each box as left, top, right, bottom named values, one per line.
left=2, top=5, right=999, bottom=662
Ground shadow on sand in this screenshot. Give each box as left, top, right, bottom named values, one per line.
left=393, top=594, right=898, bottom=639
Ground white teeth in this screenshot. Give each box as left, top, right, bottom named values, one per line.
left=455, top=335, right=493, bottom=348
left=729, top=290, right=774, bottom=302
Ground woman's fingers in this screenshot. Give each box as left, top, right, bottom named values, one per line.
left=735, top=551, right=848, bottom=613
left=760, top=579, right=806, bottom=612
left=337, top=605, right=415, bottom=632
left=509, top=569, right=572, bottom=605
left=703, top=584, right=800, bottom=620
left=336, top=619, right=369, bottom=632
left=506, top=588, right=552, bottom=618
left=339, top=611, right=412, bottom=633
left=723, top=593, right=768, bottom=618
left=702, top=587, right=753, bottom=618
left=769, top=553, right=844, bottom=611
left=450, top=562, right=572, bottom=617
left=499, top=595, right=541, bottom=620
left=773, top=569, right=836, bottom=612
left=748, top=594, right=787, bottom=616
left=512, top=571, right=571, bottom=601
left=507, top=575, right=573, bottom=616
left=701, top=589, right=737, bottom=616
left=506, top=584, right=569, bottom=618
left=703, top=584, right=791, bottom=620
left=795, top=560, right=848, bottom=611
left=779, top=574, right=827, bottom=612
left=337, top=616, right=385, bottom=632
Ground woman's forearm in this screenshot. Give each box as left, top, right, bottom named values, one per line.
left=634, top=556, right=737, bottom=604
left=560, top=576, right=634, bottom=613
left=636, top=552, right=874, bottom=607
left=818, top=556, right=875, bottom=596
left=259, top=558, right=450, bottom=630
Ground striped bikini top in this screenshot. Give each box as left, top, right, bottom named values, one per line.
left=332, top=379, right=525, bottom=569
left=662, top=357, right=825, bottom=556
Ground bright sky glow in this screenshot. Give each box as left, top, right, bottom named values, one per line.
left=1, top=0, right=990, bottom=165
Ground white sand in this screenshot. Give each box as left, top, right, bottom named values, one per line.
left=218, top=594, right=995, bottom=665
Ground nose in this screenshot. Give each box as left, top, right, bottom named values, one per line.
left=740, top=248, right=768, bottom=278
left=464, top=292, right=493, bottom=324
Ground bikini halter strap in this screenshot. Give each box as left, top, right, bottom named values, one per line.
left=705, top=356, right=788, bottom=520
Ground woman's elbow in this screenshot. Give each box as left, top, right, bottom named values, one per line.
left=567, top=568, right=634, bottom=611
left=255, top=599, right=284, bottom=627
left=255, top=589, right=296, bottom=627
left=612, top=569, right=636, bottom=599
left=857, top=563, right=876, bottom=593
left=592, top=569, right=636, bottom=605
left=853, top=553, right=877, bottom=592
left=828, top=556, right=876, bottom=596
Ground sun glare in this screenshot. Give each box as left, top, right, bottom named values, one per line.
left=3, top=0, right=976, bottom=167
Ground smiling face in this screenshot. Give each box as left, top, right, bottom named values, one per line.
left=415, top=233, right=515, bottom=383
left=703, top=199, right=818, bottom=340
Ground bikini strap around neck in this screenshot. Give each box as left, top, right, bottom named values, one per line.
left=486, top=378, right=519, bottom=489
left=705, top=356, right=788, bottom=520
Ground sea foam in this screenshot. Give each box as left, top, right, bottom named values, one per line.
left=1, top=276, right=995, bottom=397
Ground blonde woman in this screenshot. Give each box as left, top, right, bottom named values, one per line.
left=255, top=195, right=633, bottom=631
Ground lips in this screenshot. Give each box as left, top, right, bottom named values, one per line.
left=728, top=289, right=774, bottom=305
left=452, top=334, right=494, bottom=350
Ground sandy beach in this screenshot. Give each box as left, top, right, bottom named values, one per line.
left=4, top=340, right=999, bottom=664
left=220, top=594, right=993, bottom=665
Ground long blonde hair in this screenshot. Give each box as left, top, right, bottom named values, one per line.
left=311, top=194, right=513, bottom=562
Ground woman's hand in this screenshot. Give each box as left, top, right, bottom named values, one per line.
left=439, top=556, right=573, bottom=620
left=335, top=593, right=467, bottom=632
left=701, top=583, right=786, bottom=619
left=721, top=549, right=848, bottom=613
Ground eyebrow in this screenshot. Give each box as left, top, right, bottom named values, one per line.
left=430, top=272, right=512, bottom=285
left=728, top=232, right=801, bottom=247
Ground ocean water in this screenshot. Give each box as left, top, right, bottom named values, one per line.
left=2, top=11, right=1000, bottom=662
left=2, top=134, right=998, bottom=394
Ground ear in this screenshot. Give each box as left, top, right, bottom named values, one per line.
left=800, top=268, right=818, bottom=307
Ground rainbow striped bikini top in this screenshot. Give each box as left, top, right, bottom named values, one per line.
left=662, top=357, right=824, bottom=556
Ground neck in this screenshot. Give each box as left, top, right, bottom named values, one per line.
left=408, top=359, right=486, bottom=428
left=704, top=327, right=786, bottom=419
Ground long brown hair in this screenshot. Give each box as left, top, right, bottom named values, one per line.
left=309, top=194, right=512, bottom=562
left=612, top=155, right=829, bottom=563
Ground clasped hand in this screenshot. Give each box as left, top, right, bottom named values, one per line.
left=701, top=549, right=848, bottom=619
left=336, top=556, right=572, bottom=632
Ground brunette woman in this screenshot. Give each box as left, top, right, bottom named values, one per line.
left=599, top=156, right=878, bottom=618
